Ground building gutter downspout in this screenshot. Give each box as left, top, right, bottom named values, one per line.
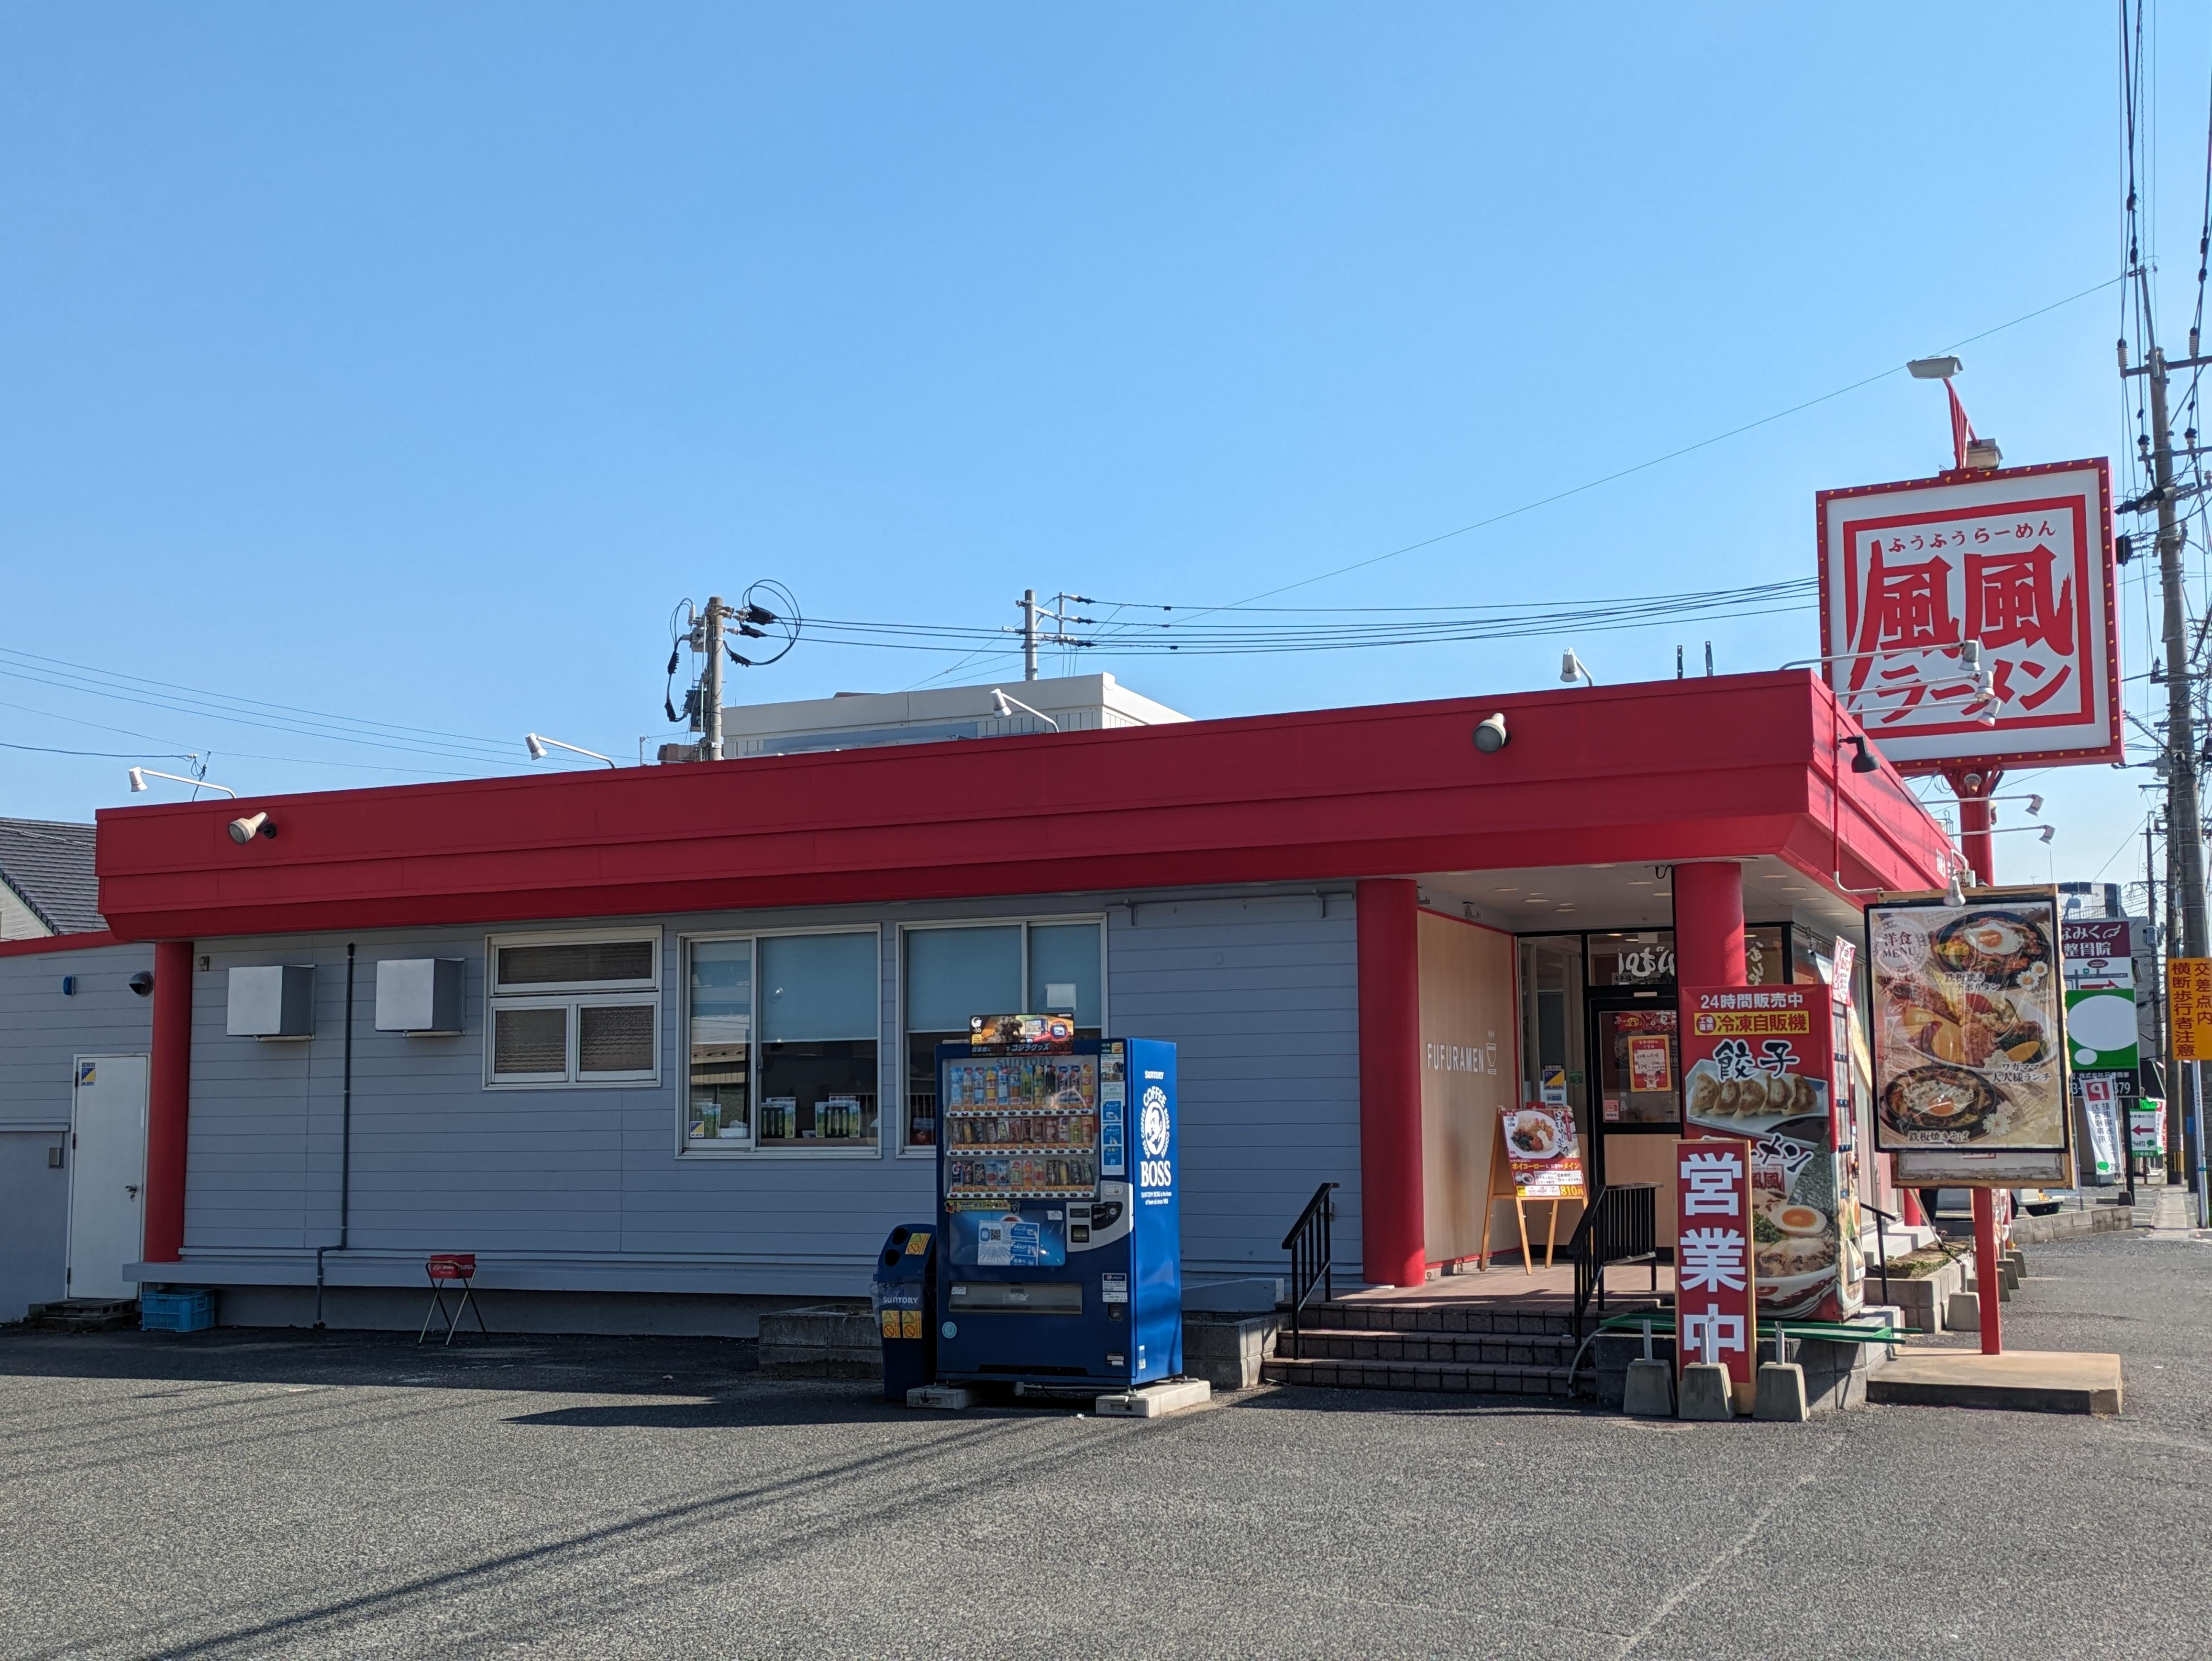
left=315, top=943, right=356, bottom=1329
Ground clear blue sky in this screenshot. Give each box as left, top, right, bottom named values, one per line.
left=0, top=4, right=2196, bottom=891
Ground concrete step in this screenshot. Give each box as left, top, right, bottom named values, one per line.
left=1276, top=1328, right=1576, bottom=1367
left=25, top=1298, right=139, bottom=1333
left=1261, top=1353, right=1576, bottom=1397
left=1305, top=1296, right=1660, bottom=1338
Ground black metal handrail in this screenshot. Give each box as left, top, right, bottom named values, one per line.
left=1280, top=1181, right=1338, bottom=1359
left=1569, top=1182, right=1658, bottom=1330
left=1861, top=1199, right=1895, bottom=1309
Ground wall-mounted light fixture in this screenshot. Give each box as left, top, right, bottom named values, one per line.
left=228, top=811, right=277, bottom=844
left=1471, top=712, right=1509, bottom=753
left=129, top=766, right=237, bottom=799
left=990, top=688, right=1061, bottom=731
left=525, top=733, right=618, bottom=768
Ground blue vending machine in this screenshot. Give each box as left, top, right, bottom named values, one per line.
left=935, top=1028, right=1181, bottom=1391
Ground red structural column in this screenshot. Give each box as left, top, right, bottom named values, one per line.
left=1944, top=766, right=2004, bottom=1354
left=1356, top=878, right=1426, bottom=1289
left=143, top=939, right=194, bottom=1264
left=1947, top=766, right=2000, bottom=886
left=1671, top=862, right=1746, bottom=987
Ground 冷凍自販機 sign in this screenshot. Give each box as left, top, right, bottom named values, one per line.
left=1816, top=460, right=2118, bottom=774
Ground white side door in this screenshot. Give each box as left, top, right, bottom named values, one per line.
left=68, top=1055, right=149, bottom=1301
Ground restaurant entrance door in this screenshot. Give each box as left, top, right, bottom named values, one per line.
left=1585, top=989, right=1682, bottom=1242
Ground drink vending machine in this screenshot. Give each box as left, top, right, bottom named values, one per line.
left=934, top=1024, right=1181, bottom=1390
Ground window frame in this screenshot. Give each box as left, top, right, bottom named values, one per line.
left=483, top=927, right=664, bottom=1089
left=894, top=913, right=1108, bottom=1158
left=677, top=924, right=885, bottom=1159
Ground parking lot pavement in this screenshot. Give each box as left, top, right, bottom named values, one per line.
left=4, top=1226, right=2210, bottom=1661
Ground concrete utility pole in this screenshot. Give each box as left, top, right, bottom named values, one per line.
left=2143, top=349, right=2211, bottom=1215
left=701, top=595, right=726, bottom=762
left=1021, top=589, right=1040, bottom=682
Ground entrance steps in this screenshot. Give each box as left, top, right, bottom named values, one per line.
left=24, top=1297, right=139, bottom=1333
left=1259, top=1292, right=1663, bottom=1398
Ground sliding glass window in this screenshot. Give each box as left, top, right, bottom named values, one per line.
left=686, top=939, right=753, bottom=1148
left=685, top=929, right=882, bottom=1153
left=758, top=930, right=881, bottom=1150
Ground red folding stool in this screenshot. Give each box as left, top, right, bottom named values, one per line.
left=419, top=1253, right=488, bottom=1345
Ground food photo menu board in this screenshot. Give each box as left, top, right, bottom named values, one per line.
left=1499, top=1105, right=1584, bottom=1200
left=1868, top=889, right=2073, bottom=1185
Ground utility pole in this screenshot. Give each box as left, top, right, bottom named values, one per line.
left=1021, top=589, right=1040, bottom=682
left=2146, top=349, right=2211, bottom=1215
left=701, top=595, right=726, bottom=761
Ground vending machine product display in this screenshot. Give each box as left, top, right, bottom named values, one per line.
left=935, top=1031, right=1182, bottom=1389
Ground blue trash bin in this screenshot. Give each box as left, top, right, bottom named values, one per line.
left=872, top=1223, right=938, bottom=1402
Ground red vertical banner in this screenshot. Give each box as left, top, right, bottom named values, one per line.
left=1680, top=983, right=1855, bottom=1321
left=1676, top=1138, right=1757, bottom=1387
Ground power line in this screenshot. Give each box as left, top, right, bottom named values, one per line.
left=0, top=737, right=196, bottom=760
left=0, top=646, right=532, bottom=770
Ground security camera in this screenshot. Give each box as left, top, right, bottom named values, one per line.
left=227, top=812, right=276, bottom=844
left=1472, top=713, right=1509, bottom=753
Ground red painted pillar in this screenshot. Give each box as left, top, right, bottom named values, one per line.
left=1942, top=768, right=2005, bottom=1353
left=1946, top=766, right=2001, bottom=886
left=143, top=939, right=194, bottom=1263
left=1971, top=1187, right=2003, bottom=1356
left=1672, top=862, right=1746, bottom=987
left=1356, top=878, right=1425, bottom=1288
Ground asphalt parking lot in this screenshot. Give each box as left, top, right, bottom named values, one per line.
left=4, top=1225, right=2209, bottom=1661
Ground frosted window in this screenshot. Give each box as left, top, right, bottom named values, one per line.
left=492, top=1007, right=566, bottom=1075
left=496, top=938, right=654, bottom=989
left=579, top=1004, right=655, bottom=1074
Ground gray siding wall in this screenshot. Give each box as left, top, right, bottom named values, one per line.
left=1108, top=893, right=1361, bottom=1277
left=0, top=941, right=156, bottom=1130
left=0, top=941, right=155, bottom=1319
left=171, top=886, right=1362, bottom=1298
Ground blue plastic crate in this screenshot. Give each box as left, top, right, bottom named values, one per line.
left=140, top=1288, right=214, bottom=1332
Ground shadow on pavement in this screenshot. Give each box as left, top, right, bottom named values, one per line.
left=0, top=1326, right=771, bottom=1398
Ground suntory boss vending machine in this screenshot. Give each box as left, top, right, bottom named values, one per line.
left=935, top=1021, right=1181, bottom=1390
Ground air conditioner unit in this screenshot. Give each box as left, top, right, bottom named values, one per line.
left=228, top=965, right=315, bottom=1040
left=375, top=958, right=466, bottom=1035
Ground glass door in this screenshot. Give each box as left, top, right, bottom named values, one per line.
left=1585, top=990, right=1681, bottom=1196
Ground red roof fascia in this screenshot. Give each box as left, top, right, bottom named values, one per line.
left=0, top=928, right=125, bottom=959
left=94, top=672, right=1954, bottom=940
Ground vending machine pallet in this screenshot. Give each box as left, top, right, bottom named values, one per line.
left=906, top=1384, right=978, bottom=1411
left=1093, top=1378, right=1212, bottom=1418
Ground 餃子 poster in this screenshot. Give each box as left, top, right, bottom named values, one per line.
left=1869, top=890, right=2069, bottom=1155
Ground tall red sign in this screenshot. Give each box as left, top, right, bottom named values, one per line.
left=1675, top=1138, right=1756, bottom=1388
